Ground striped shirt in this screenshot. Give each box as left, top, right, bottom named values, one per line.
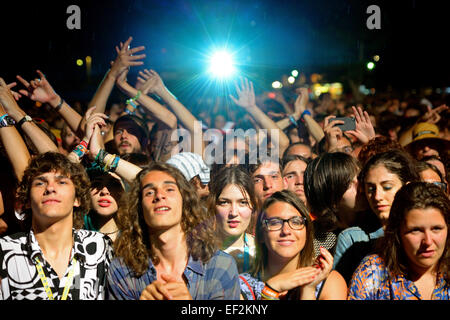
left=106, top=250, right=240, bottom=300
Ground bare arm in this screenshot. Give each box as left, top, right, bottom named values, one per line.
left=230, top=77, right=290, bottom=155
left=116, top=69, right=177, bottom=130
left=0, top=77, right=58, bottom=154
left=136, top=69, right=204, bottom=155
left=16, top=70, right=83, bottom=135
left=87, top=36, right=146, bottom=114
left=281, top=88, right=324, bottom=143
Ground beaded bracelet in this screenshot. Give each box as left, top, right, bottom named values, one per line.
left=72, top=140, right=88, bottom=158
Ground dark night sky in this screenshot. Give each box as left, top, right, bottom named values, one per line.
left=2, top=0, right=450, bottom=103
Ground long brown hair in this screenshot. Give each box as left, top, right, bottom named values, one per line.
left=207, top=165, right=258, bottom=235
left=114, top=162, right=219, bottom=276
left=252, top=190, right=315, bottom=278
left=377, top=182, right=450, bottom=281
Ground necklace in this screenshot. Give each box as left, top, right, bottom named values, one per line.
left=102, top=229, right=119, bottom=235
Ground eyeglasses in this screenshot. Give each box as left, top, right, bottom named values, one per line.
left=263, top=216, right=307, bottom=231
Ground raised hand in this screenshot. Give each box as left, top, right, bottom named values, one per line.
left=83, top=106, right=108, bottom=143
left=0, top=78, right=19, bottom=110
left=6, top=82, right=22, bottom=101
left=16, top=70, right=59, bottom=105
left=346, top=106, right=375, bottom=144
left=136, top=69, right=165, bottom=95
left=323, top=115, right=344, bottom=152
left=109, top=36, right=146, bottom=79
left=294, top=87, right=309, bottom=114
left=306, top=247, right=334, bottom=288
left=420, top=104, right=448, bottom=124
left=229, top=77, right=256, bottom=109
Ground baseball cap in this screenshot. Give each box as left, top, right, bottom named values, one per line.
left=166, top=152, right=210, bottom=184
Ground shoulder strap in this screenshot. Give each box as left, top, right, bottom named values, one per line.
left=239, top=275, right=256, bottom=300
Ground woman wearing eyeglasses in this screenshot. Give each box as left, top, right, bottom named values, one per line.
left=239, top=190, right=347, bottom=300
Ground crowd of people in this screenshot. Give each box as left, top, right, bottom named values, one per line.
left=0, top=36, right=448, bottom=300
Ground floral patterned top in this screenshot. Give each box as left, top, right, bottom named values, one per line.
left=348, top=254, right=450, bottom=300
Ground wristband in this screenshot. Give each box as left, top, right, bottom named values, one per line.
left=132, top=90, right=142, bottom=101
left=109, top=156, right=120, bottom=173
left=300, top=110, right=311, bottom=122
left=54, top=97, right=65, bottom=112
left=288, top=114, right=297, bottom=126
left=72, top=142, right=88, bottom=159
left=0, top=114, right=9, bottom=123
left=261, top=283, right=280, bottom=300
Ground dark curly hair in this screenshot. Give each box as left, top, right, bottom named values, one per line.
left=113, top=162, right=219, bottom=276
left=16, top=152, right=91, bottom=229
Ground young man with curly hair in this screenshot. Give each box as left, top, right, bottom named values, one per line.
left=106, top=162, right=240, bottom=300
left=0, top=152, right=113, bottom=300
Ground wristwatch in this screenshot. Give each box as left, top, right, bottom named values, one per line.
left=17, top=115, right=33, bottom=128
left=0, top=115, right=16, bottom=128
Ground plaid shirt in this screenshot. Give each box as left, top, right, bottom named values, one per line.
left=0, top=229, right=113, bottom=300
left=106, top=250, right=240, bottom=300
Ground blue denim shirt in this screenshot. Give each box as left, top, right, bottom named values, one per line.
left=333, top=226, right=384, bottom=283
left=106, top=250, right=240, bottom=300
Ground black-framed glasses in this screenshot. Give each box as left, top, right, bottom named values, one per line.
left=263, top=216, right=307, bottom=231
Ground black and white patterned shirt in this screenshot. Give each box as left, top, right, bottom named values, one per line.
left=0, top=229, right=113, bottom=300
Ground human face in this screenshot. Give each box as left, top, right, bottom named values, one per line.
left=335, top=136, right=353, bottom=155
left=282, top=160, right=307, bottom=203
left=253, top=162, right=284, bottom=204
left=63, top=127, right=80, bottom=151
left=215, top=184, right=253, bottom=240
left=263, top=201, right=306, bottom=262
left=286, top=144, right=311, bottom=159
left=364, top=165, right=403, bottom=225
left=337, top=175, right=360, bottom=226
left=141, top=171, right=183, bottom=231
left=400, top=207, right=447, bottom=275
left=90, top=186, right=118, bottom=217
left=29, top=171, right=80, bottom=224
left=413, top=141, right=440, bottom=160
left=114, top=125, right=142, bottom=155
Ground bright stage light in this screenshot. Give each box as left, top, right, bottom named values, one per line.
left=291, top=70, right=299, bottom=77
left=288, top=76, right=295, bottom=84
left=367, top=62, right=375, bottom=70
left=208, top=50, right=236, bottom=78
left=272, top=81, right=282, bottom=89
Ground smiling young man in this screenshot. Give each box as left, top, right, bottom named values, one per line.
left=0, top=152, right=113, bottom=300
left=106, top=162, right=240, bottom=300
